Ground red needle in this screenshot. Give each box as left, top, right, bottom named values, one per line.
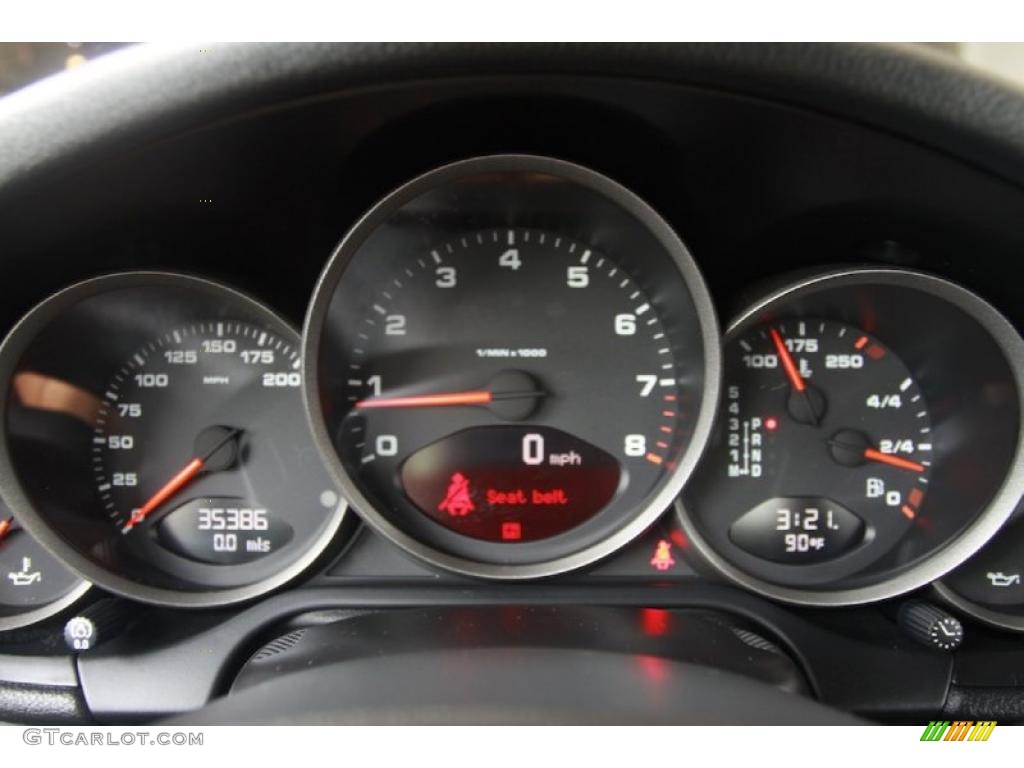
left=356, top=390, right=494, bottom=409
left=123, top=458, right=204, bottom=533
left=0, top=517, right=12, bottom=543
left=863, top=447, right=925, bottom=473
left=769, top=327, right=806, bottom=393
left=121, top=427, right=241, bottom=534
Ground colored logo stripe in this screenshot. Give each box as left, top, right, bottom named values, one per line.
left=968, top=721, right=997, bottom=741
left=920, top=720, right=996, bottom=741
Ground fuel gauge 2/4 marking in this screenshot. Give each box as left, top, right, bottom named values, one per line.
left=687, top=318, right=932, bottom=575
left=680, top=268, right=1024, bottom=606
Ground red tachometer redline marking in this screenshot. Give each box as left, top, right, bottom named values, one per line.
left=769, top=328, right=806, bottom=393
left=863, top=448, right=925, bottom=473
left=123, top=457, right=204, bottom=533
left=646, top=453, right=664, bottom=465
left=854, top=335, right=869, bottom=350
left=901, top=504, right=916, bottom=520
left=0, top=517, right=12, bottom=543
left=355, top=390, right=493, bottom=409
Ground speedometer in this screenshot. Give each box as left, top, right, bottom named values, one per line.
left=305, top=155, right=720, bottom=577
left=0, top=273, right=346, bottom=607
left=95, top=321, right=302, bottom=550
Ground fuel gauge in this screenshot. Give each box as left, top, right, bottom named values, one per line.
left=680, top=269, right=1024, bottom=605
left=694, top=318, right=932, bottom=570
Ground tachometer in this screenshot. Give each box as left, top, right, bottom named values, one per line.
left=305, top=155, right=720, bottom=577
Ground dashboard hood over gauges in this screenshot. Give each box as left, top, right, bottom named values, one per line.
left=6, top=43, right=1024, bottom=201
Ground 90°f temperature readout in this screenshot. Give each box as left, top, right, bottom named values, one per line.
left=689, top=318, right=931, bottom=566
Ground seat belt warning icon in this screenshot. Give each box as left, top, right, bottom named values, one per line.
left=438, top=472, right=476, bottom=517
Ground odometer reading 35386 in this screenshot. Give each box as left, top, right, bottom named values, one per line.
left=0, top=273, right=347, bottom=606
left=307, top=156, right=719, bottom=577
left=95, top=322, right=310, bottom=559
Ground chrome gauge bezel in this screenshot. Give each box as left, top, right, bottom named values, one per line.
left=934, top=580, right=1024, bottom=633
left=0, top=577, right=90, bottom=633
left=303, top=154, right=722, bottom=579
left=677, top=267, right=1024, bottom=606
left=0, top=272, right=347, bottom=609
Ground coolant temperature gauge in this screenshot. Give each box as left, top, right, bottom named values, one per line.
left=680, top=269, right=1024, bottom=605
left=685, top=318, right=932, bottom=576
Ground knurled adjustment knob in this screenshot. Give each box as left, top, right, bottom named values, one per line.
left=62, top=598, right=132, bottom=652
left=898, top=601, right=964, bottom=651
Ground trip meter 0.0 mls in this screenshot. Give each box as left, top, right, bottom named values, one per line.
left=0, top=273, right=346, bottom=607
left=304, top=155, right=721, bottom=578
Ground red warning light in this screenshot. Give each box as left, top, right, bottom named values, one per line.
left=649, top=539, right=676, bottom=571
left=438, top=472, right=475, bottom=517
left=765, top=417, right=778, bottom=431
left=501, top=521, right=522, bottom=540
left=669, top=528, right=689, bottom=551
left=640, top=608, right=671, bottom=637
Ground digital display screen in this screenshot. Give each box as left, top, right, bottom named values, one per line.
left=401, top=426, right=621, bottom=542
left=158, top=498, right=293, bottom=565
left=728, top=496, right=865, bottom=565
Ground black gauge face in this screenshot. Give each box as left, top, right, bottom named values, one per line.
left=95, top=322, right=304, bottom=551
left=681, top=270, right=1024, bottom=605
left=937, top=513, right=1024, bottom=631
left=307, top=156, right=720, bottom=577
left=0, top=274, right=346, bottom=607
left=0, top=506, right=87, bottom=630
left=696, top=319, right=931, bottom=570
left=340, top=229, right=687, bottom=544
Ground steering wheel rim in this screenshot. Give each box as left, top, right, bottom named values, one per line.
left=165, top=646, right=863, bottom=725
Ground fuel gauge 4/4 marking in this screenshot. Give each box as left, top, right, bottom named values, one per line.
left=716, top=319, right=932, bottom=566
left=680, top=269, right=1024, bottom=605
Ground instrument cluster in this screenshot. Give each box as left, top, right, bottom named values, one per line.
left=2, top=155, right=1024, bottom=633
